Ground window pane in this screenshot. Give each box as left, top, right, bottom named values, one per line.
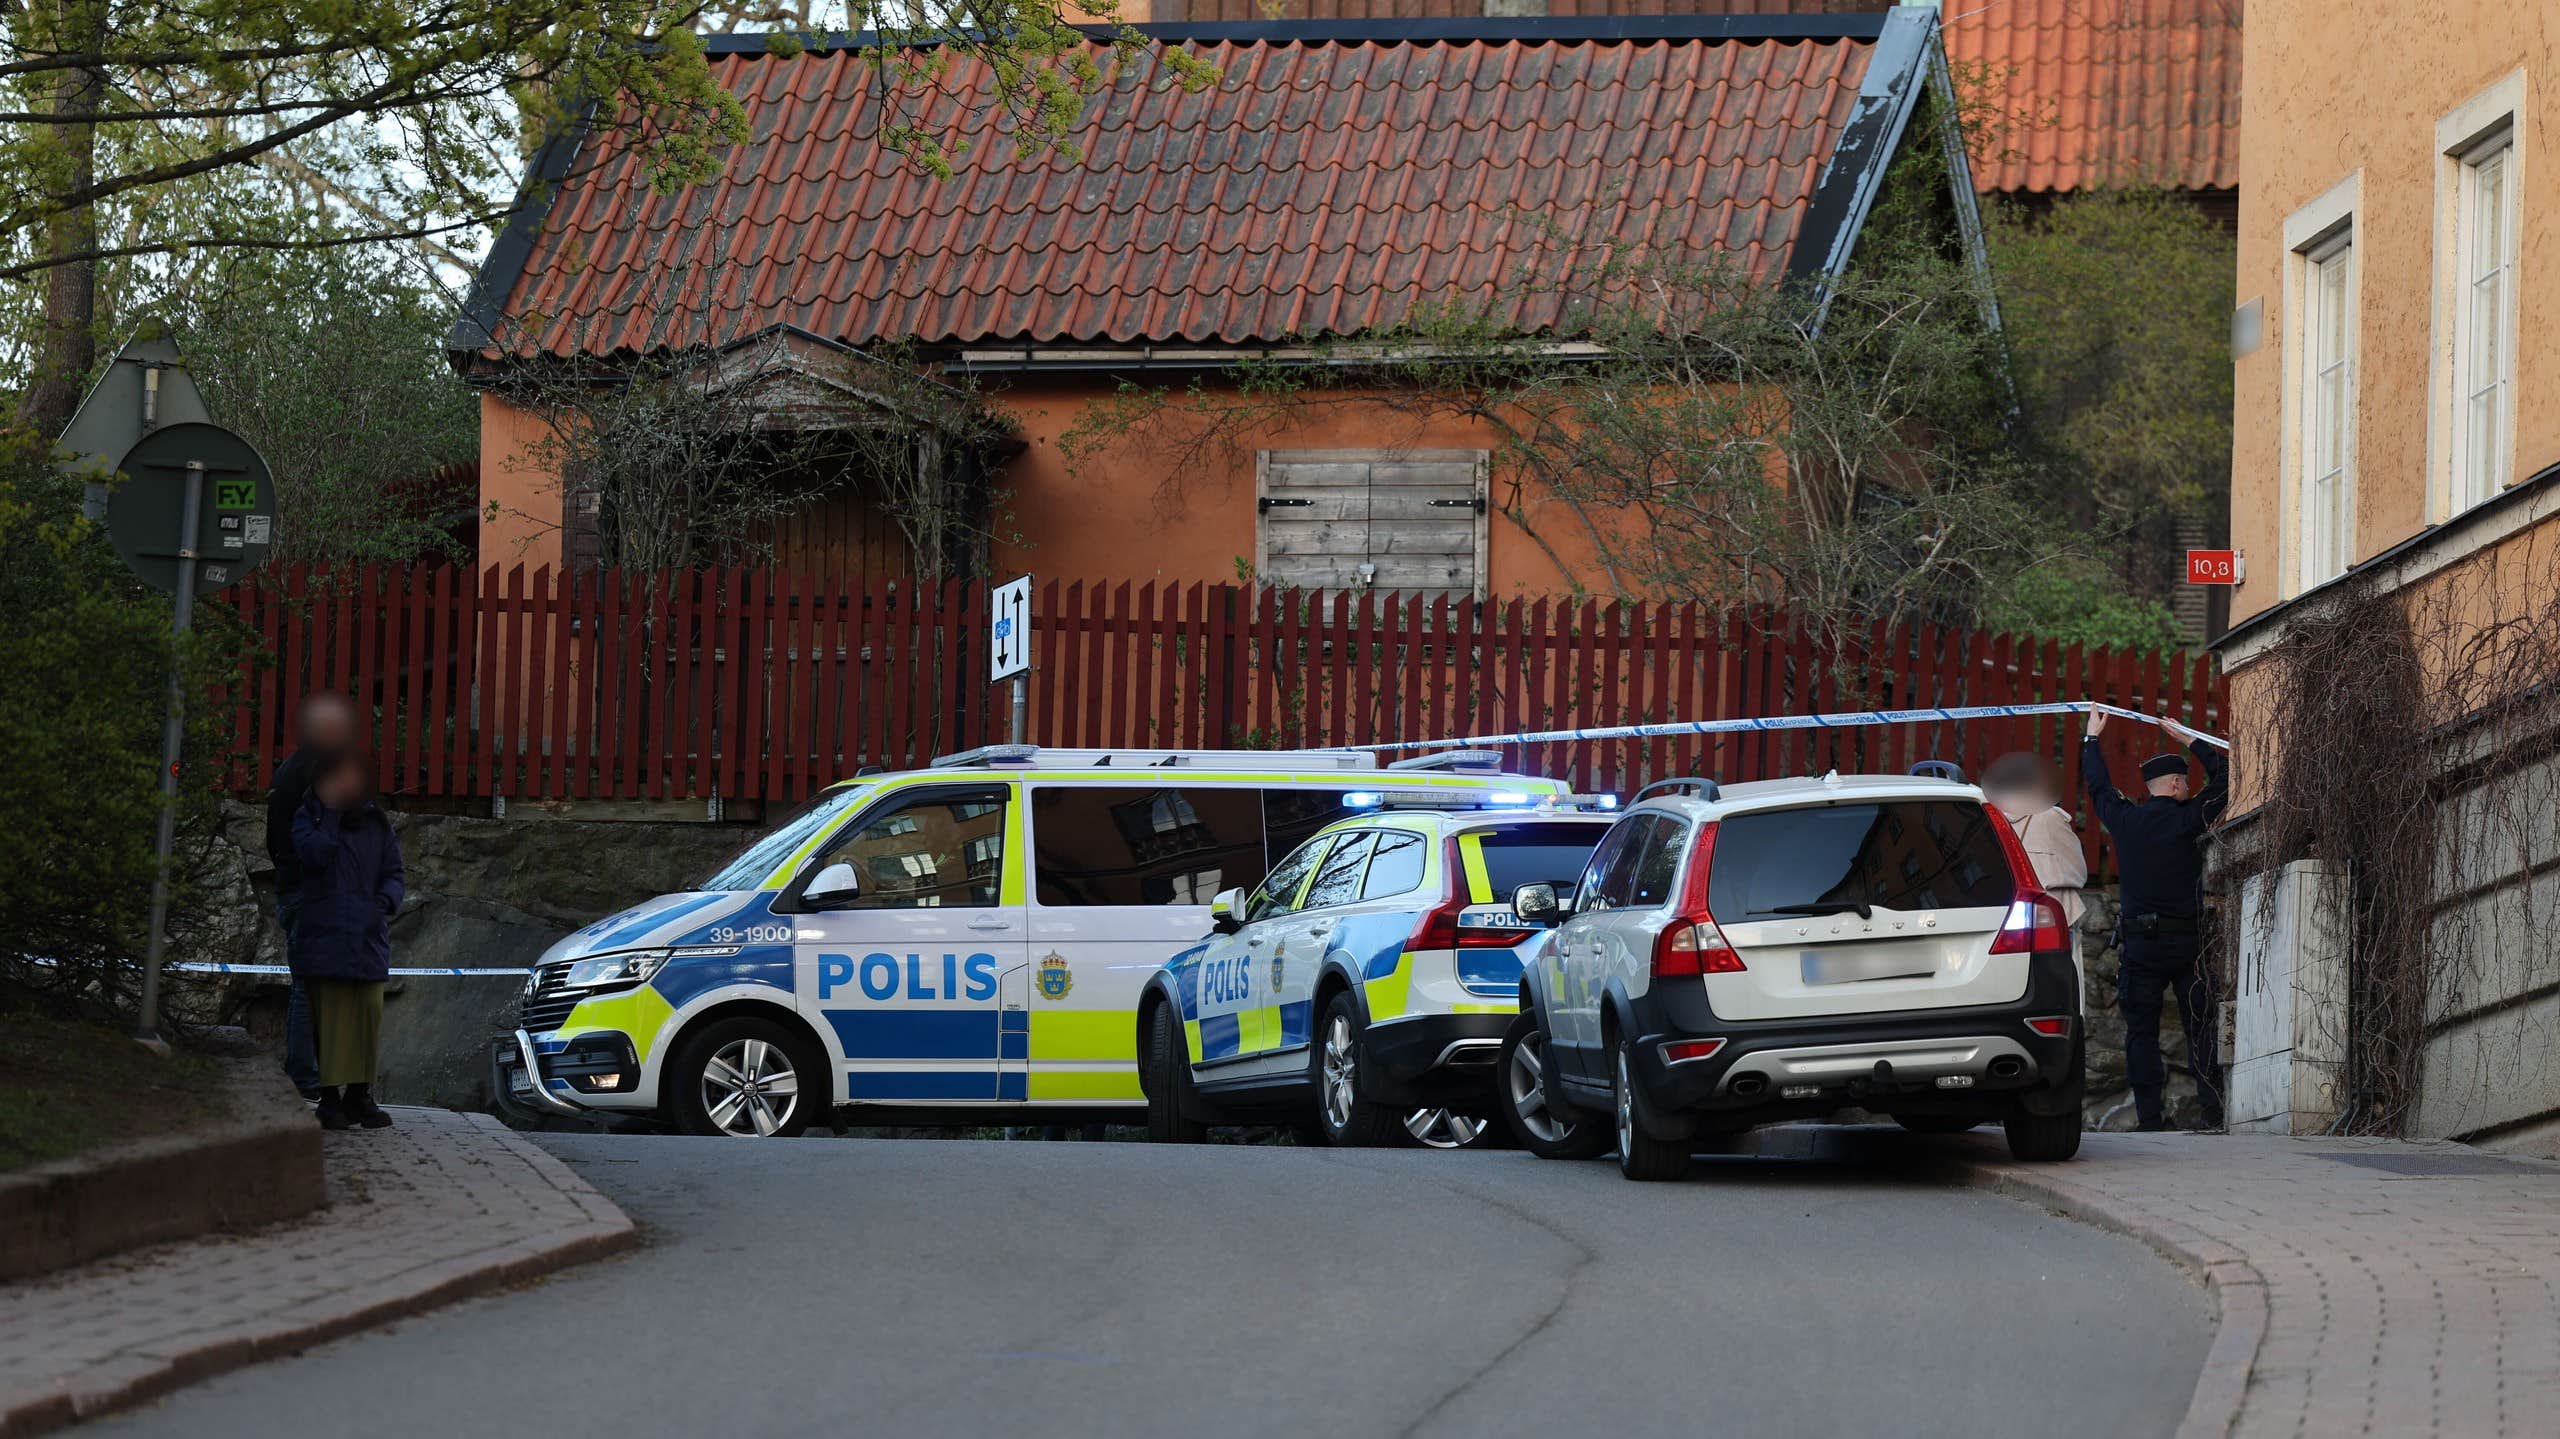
left=1360, top=832, right=1426, bottom=901
left=1469, top=823, right=1612, bottom=905
left=822, top=791, right=1008, bottom=909
left=1708, top=802, right=2013, bottom=921
left=2469, top=389, right=2501, bottom=500
left=1626, top=820, right=1687, bottom=909
left=2472, top=151, right=2506, bottom=281
left=1263, top=790, right=1365, bottom=871
left=1586, top=816, right=1660, bottom=911
left=1031, top=786, right=1265, bottom=906
left=2319, top=252, right=2347, bottom=358
left=1302, top=832, right=1375, bottom=911
left=1247, top=837, right=1331, bottom=923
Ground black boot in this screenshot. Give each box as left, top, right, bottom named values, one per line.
left=345, top=1083, right=393, bottom=1129
left=315, top=1087, right=353, bottom=1131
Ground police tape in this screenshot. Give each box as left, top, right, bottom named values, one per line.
left=1340, top=699, right=2231, bottom=755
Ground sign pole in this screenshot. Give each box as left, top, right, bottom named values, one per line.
left=133, top=460, right=206, bottom=1048
left=1010, top=673, right=1028, bottom=745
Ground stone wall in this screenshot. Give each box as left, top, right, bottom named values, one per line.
left=215, top=803, right=745, bottom=1111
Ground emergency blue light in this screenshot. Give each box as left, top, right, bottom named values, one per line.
left=1488, top=791, right=1533, bottom=806
left=1342, top=791, right=1385, bottom=808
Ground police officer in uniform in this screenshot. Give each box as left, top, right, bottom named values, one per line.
left=2081, top=708, right=2229, bottom=1131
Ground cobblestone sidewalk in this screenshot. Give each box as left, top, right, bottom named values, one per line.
left=1952, top=1131, right=2560, bottom=1438
left=0, top=1109, right=632, bottom=1437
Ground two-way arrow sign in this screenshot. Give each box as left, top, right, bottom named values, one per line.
left=990, top=575, right=1032, bottom=683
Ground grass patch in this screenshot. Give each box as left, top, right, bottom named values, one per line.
left=0, top=1006, right=231, bottom=1172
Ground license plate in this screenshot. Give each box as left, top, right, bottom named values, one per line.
left=508, top=1068, right=534, bottom=1097
left=1801, top=950, right=1936, bottom=986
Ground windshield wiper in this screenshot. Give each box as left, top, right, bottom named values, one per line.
left=1768, top=901, right=1874, bottom=921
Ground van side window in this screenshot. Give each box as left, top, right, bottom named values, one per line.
left=1360, top=832, right=1426, bottom=900
left=819, top=789, right=1008, bottom=909
left=1030, top=785, right=1263, bottom=906
left=1245, top=836, right=1331, bottom=924
left=1263, top=790, right=1362, bottom=870
left=1300, top=832, right=1375, bottom=911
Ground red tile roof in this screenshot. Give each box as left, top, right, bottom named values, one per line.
left=470, top=23, right=1896, bottom=358
left=1941, top=0, right=2241, bottom=194
left=1159, top=1, right=2245, bottom=195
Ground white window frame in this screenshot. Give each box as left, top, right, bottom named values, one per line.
left=2428, top=70, right=2528, bottom=521
left=2281, top=174, right=2361, bottom=598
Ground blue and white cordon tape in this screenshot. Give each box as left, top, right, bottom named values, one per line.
left=1339, top=700, right=2229, bottom=755
left=166, top=962, right=528, bottom=977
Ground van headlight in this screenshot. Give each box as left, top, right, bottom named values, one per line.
left=560, top=950, right=670, bottom=990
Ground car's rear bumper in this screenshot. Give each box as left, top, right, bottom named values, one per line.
left=1624, top=949, right=2083, bottom=1127
left=1361, top=1011, right=1513, bottom=1110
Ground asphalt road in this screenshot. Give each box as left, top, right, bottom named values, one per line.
left=97, top=1128, right=2209, bottom=1439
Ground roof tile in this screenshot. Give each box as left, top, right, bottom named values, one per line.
left=488, top=29, right=1872, bottom=356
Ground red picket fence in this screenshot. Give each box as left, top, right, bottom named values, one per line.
left=229, top=566, right=2224, bottom=871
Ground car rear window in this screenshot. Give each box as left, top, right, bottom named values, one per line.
left=1708, top=801, right=2012, bottom=921
left=1465, top=823, right=1611, bottom=904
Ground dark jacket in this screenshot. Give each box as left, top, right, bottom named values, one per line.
left=265, top=749, right=323, bottom=895
left=2080, top=737, right=2229, bottom=922
left=288, top=794, right=405, bottom=982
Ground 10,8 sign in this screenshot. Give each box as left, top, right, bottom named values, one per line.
left=2186, top=549, right=2242, bottom=585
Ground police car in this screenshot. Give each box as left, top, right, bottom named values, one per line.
left=492, top=746, right=1568, bottom=1136
left=1502, top=768, right=2086, bottom=1179
left=1135, top=797, right=1616, bottom=1146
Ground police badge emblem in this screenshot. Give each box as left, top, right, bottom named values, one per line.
left=1036, top=951, right=1073, bottom=1000
left=1269, top=953, right=1284, bottom=995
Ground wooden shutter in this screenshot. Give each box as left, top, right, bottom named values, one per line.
left=1255, top=449, right=1487, bottom=596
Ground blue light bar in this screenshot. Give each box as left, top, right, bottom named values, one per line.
left=1342, top=791, right=1385, bottom=809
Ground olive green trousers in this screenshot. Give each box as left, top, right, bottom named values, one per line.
left=308, top=979, right=384, bottom=1088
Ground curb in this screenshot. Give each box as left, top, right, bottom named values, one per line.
left=0, top=1062, right=323, bottom=1282
left=1944, top=1156, right=2265, bottom=1439
left=0, top=1113, right=634, bottom=1439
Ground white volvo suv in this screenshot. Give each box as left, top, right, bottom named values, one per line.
left=1502, top=769, right=2084, bottom=1180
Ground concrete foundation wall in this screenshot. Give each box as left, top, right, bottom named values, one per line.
left=2420, top=747, right=2560, bottom=1142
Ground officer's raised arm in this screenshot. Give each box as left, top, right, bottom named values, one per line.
left=2181, top=721, right=2230, bottom=824
left=2078, top=706, right=2133, bottom=832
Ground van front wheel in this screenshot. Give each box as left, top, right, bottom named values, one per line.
left=667, top=1017, right=823, bottom=1138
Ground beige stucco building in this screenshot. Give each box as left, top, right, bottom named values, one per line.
left=2218, top=3, right=2560, bottom=1147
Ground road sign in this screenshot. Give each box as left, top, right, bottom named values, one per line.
left=2185, top=549, right=2243, bottom=586
left=990, top=575, right=1032, bottom=683
left=104, top=422, right=276, bottom=595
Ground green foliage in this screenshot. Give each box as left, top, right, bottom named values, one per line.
left=0, top=427, right=246, bottom=1021
left=1979, top=554, right=2188, bottom=653
left=1988, top=187, right=2236, bottom=550
left=172, top=245, right=478, bottom=565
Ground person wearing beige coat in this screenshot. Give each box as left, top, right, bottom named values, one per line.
left=1981, top=752, right=2087, bottom=928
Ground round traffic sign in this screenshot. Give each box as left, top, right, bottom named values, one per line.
left=104, top=422, right=277, bottom=595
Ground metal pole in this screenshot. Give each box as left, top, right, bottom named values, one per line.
left=1009, top=672, right=1028, bottom=745
left=134, top=460, right=203, bottom=1046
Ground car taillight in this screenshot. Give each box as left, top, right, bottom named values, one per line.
left=1652, top=822, right=1745, bottom=978
left=1409, top=841, right=1529, bottom=950
left=1989, top=891, right=2071, bottom=954
left=1661, top=1038, right=1726, bottom=1064
left=2025, top=1015, right=2072, bottom=1037
left=1983, top=802, right=2072, bottom=955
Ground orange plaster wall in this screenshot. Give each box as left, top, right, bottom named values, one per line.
left=2229, top=6, right=2560, bottom=627
left=477, top=392, right=564, bottom=578
left=985, top=372, right=1629, bottom=597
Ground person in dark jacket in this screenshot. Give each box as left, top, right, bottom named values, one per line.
left=2082, top=707, right=2230, bottom=1132
left=290, top=750, right=404, bottom=1130
left=266, top=692, right=357, bottom=1099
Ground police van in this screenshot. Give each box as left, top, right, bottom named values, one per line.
left=493, top=746, right=1567, bottom=1136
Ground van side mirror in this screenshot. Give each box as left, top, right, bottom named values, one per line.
left=1513, top=883, right=1568, bottom=923
left=1208, top=887, right=1245, bottom=935
left=803, top=862, right=862, bottom=909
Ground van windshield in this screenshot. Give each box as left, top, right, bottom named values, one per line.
left=1707, top=801, right=2013, bottom=921
left=699, top=785, right=872, bottom=892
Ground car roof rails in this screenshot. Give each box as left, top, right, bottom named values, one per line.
left=1908, top=760, right=1967, bottom=783
left=928, top=745, right=1381, bottom=772
left=1630, top=776, right=1722, bottom=805
left=1384, top=749, right=1506, bottom=773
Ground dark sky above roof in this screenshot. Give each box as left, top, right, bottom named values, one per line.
left=479, top=24, right=1888, bottom=357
